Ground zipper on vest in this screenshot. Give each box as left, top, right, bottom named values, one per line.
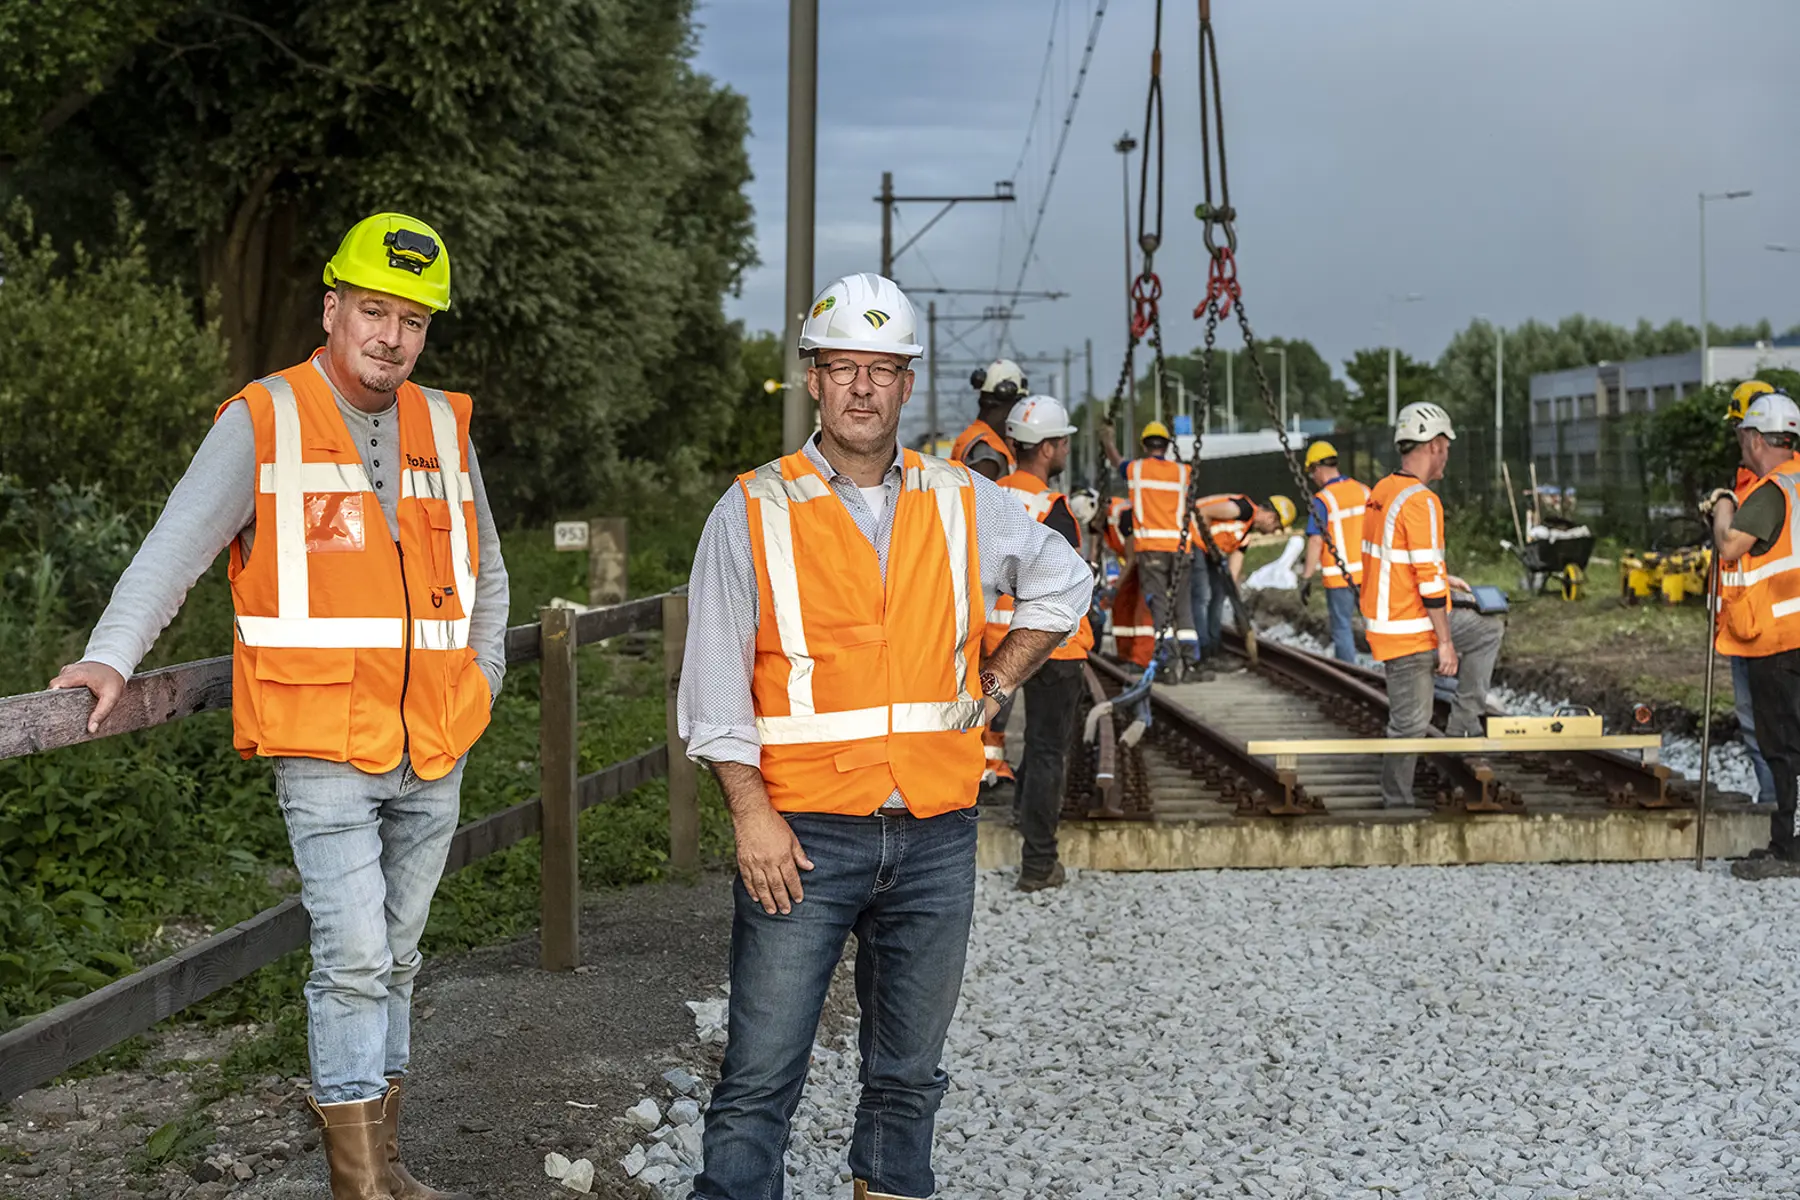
left=396, top=539, right=414, bottom=757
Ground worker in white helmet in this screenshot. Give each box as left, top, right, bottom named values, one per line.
left=1361, top=402, right=1505, bottom=808
left=678, top=272, right=1092, bottom=1199
left=1707, top=391, right=1800, bottom=880
left=951, top=358, right=1026, bottom=481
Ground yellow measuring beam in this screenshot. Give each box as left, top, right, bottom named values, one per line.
left=1246, top=735, right=1661, bottom=757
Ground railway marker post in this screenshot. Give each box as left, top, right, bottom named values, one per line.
left=538, top=604, right=581, bottom=969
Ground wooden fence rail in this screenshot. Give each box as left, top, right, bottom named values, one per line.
left=0, top=590, right=696, bottom=1104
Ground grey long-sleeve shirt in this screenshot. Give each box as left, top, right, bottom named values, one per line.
left=676, top=437, right=1094, bottom=788
left=82, top=358, right=510, bottom=696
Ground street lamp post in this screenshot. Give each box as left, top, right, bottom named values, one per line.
left=1384, top=293, right=1425, bottom=425
left=1494, top=324, right=1505, bottom=489
left=1699, top=189, right=1752, bottom=385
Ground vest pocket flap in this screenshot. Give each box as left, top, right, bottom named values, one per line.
left=253, top=647, right=358, bottom=685
left=833, top=742, right=890, bottom=773
left=840, top=624, right=886, bottom=648
left=425, top=503, right=454, bottom=529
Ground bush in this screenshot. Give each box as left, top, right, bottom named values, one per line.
left=0, top=199, right=230, bottom=516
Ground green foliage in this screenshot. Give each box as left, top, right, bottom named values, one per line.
left=0, top=201, right=230, bottom=512
left=704, top=331, right=786, bottom=476
left=8, top=0, right=756, bottom=525
left=1342, top=349, right=1441, bottom=428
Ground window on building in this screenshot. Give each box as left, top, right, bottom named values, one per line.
left=1627, top=388, right=1648, bottom=413
left=1559, top=453, right=1575, bottom=481
left=1533, top=398, right=1552, bottom=426
left=1534, top=456, right=1556, bottom=484
left=1577, top=394, right=1597, bottom=418
left=1654, top=384, right=1676, bottom=410
left=1578, top=452, right=1599, bottom=481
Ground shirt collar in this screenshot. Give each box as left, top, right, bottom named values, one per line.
left=803, top=434, right=902, bottom=484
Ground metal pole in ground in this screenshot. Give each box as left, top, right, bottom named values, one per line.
left=879, top=170, right=895, bottom=279
left=781, top=0, right=819, bottom=451
left=927, top=301, right=939, bottom=452
left=1695, top=552, right=1722, bottom=870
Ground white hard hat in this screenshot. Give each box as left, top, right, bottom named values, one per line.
left=1741, top=391, right=1800, bottom=437
left=1005, top=394, right=1078, bottom=445
left=972, top=358, right=1028, bottom=399
left=1068, top=486, right=1100, bottom=525
left=1394, top=401, right=1456, bottom=447
left=797, top=273, right=923, bottom=358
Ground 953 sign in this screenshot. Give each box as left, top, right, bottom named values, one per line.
left=553, top=521, right=590, bottom=551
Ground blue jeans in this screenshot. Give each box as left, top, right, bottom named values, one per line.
left=1325, top=585, right=1360, bottom=665
left=1731, top=655, right=1778, bottom=804
left=274, top=754, right=466, bottom=1105
left=695, top=809, right=978, bottom=1200
left=1189, top=555, right=1228, bottom=657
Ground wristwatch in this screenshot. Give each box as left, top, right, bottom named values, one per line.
left=979, top=670, right=1010, bottom=706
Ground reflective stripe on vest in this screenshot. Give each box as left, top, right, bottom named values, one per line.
left=1318, top=480, right=1369, bottom=585
left=1362, top=481, right=1440, bottom=643
left=1717, top=465, right=1800, bottom=656
left=1127, top=459, right=1191, bottom=550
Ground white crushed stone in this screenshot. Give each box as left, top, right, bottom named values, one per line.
left=1257, top=622, right=1763, bottom=799
left=768, top=866, right=1800, bottom=1198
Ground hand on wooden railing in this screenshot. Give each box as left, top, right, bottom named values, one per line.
left=46, top=661, right=126, bottom=734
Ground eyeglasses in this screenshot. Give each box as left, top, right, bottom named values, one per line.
left=818, top=360, right=905, bottom=387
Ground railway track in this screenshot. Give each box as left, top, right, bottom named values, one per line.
left=1070, top=634, right=1678, bottom=823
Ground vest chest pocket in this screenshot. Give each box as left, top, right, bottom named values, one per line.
left=251, top=648, right=357, bottom=759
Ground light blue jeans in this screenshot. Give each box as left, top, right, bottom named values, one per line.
left=274, top=754, right=466, bottom=1104
left=1730, top=655, right=1778, bottom=804
left=1325, top=585, right=1360, bottom=664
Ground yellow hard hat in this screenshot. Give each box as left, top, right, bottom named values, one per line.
left=1303, top=440, right=1339, bottom=469
left=1727, top=379, right=1775, bottom=424
left=1140, top=420, right=1172, bottom=442
left=323, top=212, right=452, bottom=312
left=1268, top=495, right=1298, bottom=528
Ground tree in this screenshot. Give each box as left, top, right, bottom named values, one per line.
left=1342, top=349, right=1440, bottom=429
left=9, top=0, right=756, bottom=521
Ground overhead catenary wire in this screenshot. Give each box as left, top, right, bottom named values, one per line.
left=992, top=0, right=1110, bottom=355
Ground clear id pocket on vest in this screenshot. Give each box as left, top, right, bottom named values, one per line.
left=304, top=493, right=367, bottom=554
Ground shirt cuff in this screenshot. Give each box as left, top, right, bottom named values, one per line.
left=1422, top=596, right=1447, bottom=609
left=80, top=645, right=140, bottom=682
left=684, top=726, right=763, bottom=768
left=1008, top=602, right=1082, bottom=634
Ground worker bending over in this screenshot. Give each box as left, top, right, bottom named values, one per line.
left=679, top=273, right=1091, bottom=1200
left=1101, top=419, right=1199, bottom=665
left=1190, top=492, right=1295, bottom=665
left=51, top=214, right=503, bottom=1200
left=1295, top=440, right=1370, bottom=664
left=1361, top=403, right=1504, bottom=809
left=992, top=395, right=1094, bottom=892
left=1707, top=392, right=1800, bottom=880
left=950, top=357, right=1026, bottom=481
left=1719, top=380, right=1785, bottom=809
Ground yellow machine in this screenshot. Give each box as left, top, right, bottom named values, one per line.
left=1619, top=547, right=1710, bottom=606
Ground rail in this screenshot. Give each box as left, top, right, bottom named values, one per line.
left=0, top=591, right=696, bottom=1104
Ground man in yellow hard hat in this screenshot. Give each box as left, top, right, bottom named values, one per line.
left=1188, top=491, right=1293, bottom=665
left=1714, top=379, right=1786, bottom=810
left=1295, top=440, right=1371, bottom=663
left=1100, top=418, right=1200, bottom=666
left=50, top=213, right=498, bottom=1200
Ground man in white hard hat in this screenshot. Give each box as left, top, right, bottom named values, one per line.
left=679, top=273, right=1092, bottom=1199
left=991, top=395, right=1094, bottom=891
left=1361, top=402, right=1505, bottom=808
left=1706, top=391, right=1800, bottom=879
left=950, top=358, right=1026, bottom=481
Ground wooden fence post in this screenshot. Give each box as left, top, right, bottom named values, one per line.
left=663, top=593, right=700, bottom=874
left=538, top=605, right=581, bottom=970
left=588, top=517, right=629, bottom=608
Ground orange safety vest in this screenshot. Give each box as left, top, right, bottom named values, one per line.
left=1126, top=457, right=1191, bottom=553
left=1314, top=477, right=1370, bottom=589
left=984, top=471, right=1095, bottom=662
left=950, top=419, right=1015, bottom=474
left=1195, top=493, right=1252, bottom=557
left=742, top=448, right=987, bottom=816
left=225, top=357, right=489, bottom=781
left=1105, top=497, right=1132, bottom=557
left=1110, top=565, right=1156, bottom=667
left=1358, top=472, right=1447, bottom=662
left=1716, top=460, right=1800, bottom=658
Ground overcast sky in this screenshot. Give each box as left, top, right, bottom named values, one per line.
left=692, top=0, right=1799, bottom=426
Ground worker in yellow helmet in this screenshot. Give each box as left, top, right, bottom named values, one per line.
left=51, top=212, right=496, bottom=1200
left=1295, top=439, right=1371, bottom=663
left=1187, top=491, right=1293, bottom=667
left=1100, top=417, right=1199, bottom=665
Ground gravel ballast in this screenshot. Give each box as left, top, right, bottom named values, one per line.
left=767, top=865, right=1800, bottom=1199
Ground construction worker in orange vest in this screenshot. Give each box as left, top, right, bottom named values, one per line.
left=1360, top=402, right=1505, bottom=809
left=1716, top=379, right=1784, bottom=811
left=1189, top=492, right=1294, bottom=667
left=1101, top=419, right=1199, bottom=666
left=1705, top=391, right=1800, bottom=880
left=677, top=273, right=1091, bottom=1199
left=50, top=214, right=502, bottom=1199
left=1295, top=439, right=1370, bottom=664
left=992, top=394, right=1094, bottom=892
left=949, top=358, right=1025, bottom=481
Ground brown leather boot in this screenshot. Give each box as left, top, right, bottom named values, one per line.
left=382, top=1078, right=475, bottom=1200
left=853, top=1180, right=928, bottom=1200
left=308, top=1095, right=396, bottom=1200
